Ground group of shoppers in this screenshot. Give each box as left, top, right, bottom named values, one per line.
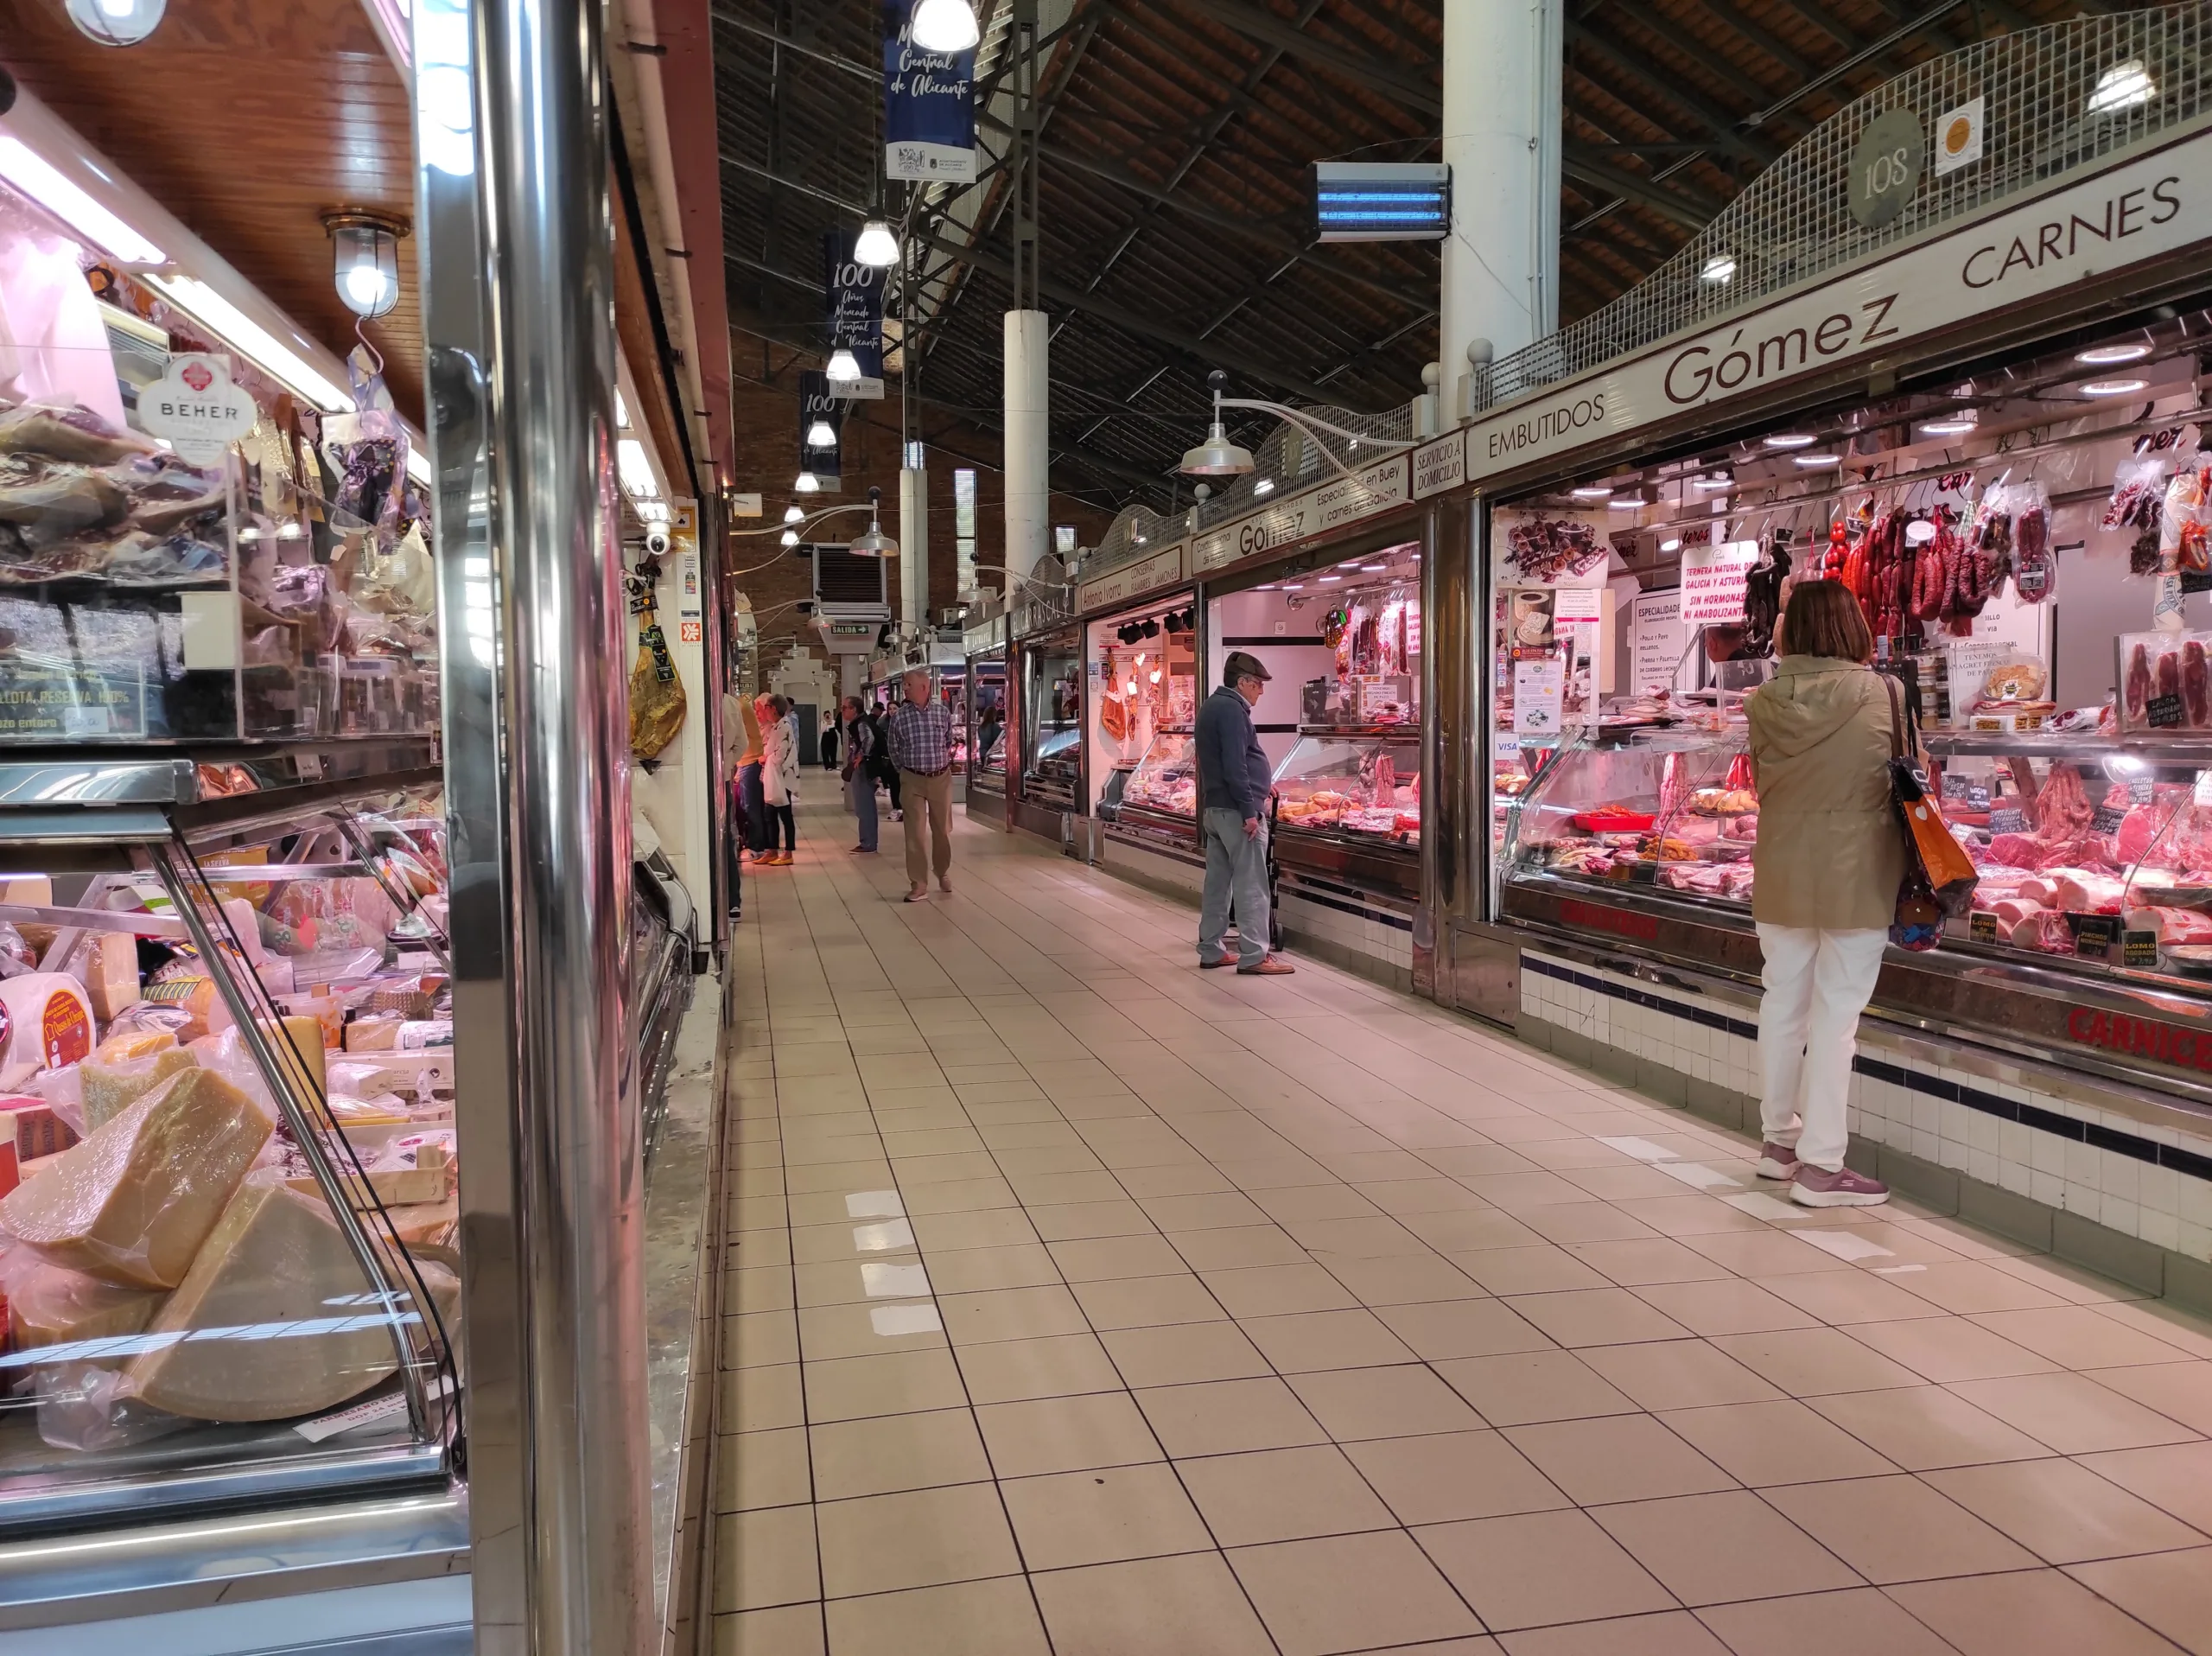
left=721, top=690, right=802, bottom=868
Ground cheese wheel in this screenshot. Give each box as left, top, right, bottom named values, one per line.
left=8, top=1258, right=165, bottom=1352
left=0, top=974, right=94, bottom=1092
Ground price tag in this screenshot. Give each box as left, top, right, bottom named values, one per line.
left=2091, top=803, right=2129, bottom=835
left=1988, top=807, right=2028, bottom=835
left=1628, top=860, right=1660, bottom=886
left=1968, top=784, right=1991, bottom=811
left=2196, top=770, right=2212, bottom=807
left=2133, top=780, right=2158, bottom=805
left=2148, top=692, right=2186, bottom=729
left=1969, top=912, right=2000, bottom=945
left=1942, top=773, right=1970, bottom=800
left=2071, top=914, right=2120, bottom=960
left=2124, top=930, right=2163, bottom=968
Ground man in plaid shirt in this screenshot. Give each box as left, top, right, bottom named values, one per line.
left=887, top=667, right=957, bottom=901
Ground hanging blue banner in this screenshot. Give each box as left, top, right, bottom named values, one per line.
left=883, top=0, right=976, bottom=182
left=822, top=230, right=887, bottom=401
left=798, top=370, right=844, bottom=485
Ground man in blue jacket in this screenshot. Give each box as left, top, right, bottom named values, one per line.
left=1195, top=651, right=1294, bottom=974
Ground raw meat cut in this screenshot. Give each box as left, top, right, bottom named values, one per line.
left=2054, top=871, right=2126, bottom=914
left=2035, top=765, right=2094, bottom=840
left=2124, top=906, right=2212, bottom=945
left=2126, top=643, right=2152, bottom=722
left=2188, top=641, right=2210, bottom=726
left=1993, top=898, right=2045, bottom=927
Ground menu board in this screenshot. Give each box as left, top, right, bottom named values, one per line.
left=1680, top=541, right=1760, bottom=627
left=1630, top=589, right=1695, bottom=695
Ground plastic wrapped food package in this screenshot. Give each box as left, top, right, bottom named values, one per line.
left=0, top=1245, right=165, bottom=1353
left=80, top=1033, right=196, bottom=1132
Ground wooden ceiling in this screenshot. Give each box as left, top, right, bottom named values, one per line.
left=0, top=0, right=421, bottom=421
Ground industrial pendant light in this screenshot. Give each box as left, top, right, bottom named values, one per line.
left=806, top=417, right=838, bottom=449
left=911, top=0, right=979, bottom=53
left=795, top=471, right=821, bottom=494
left=784, top=502, right=804, bottom=524
left=849, top=487, right=899, bottom=558
left=854, top=214, right=899, bottom=268
left=781, top=528, right=800, bottom=547
left=826, top=347, right=862, bottom=383
left=1180, top=373, right=1255, bottom=476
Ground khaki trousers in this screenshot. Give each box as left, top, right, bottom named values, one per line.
left=899, top=767, right=954, bottom=888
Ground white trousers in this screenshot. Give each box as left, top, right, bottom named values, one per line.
left=1755, top=923, right=1886, bottom=1173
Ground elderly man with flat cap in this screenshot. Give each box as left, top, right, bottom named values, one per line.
left=1194, top=650, right=1293, bottom=974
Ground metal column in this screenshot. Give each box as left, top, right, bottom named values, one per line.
left=416, top=0, right=653, bottom=1649
left=1002, top=0, right=1049, bottom=599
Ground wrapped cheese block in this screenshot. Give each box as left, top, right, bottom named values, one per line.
left=0, top=1067, right=270, bottom=1287
left=0, top=974, right=95, bottom=1092
left=81, top=1033, right=195, bottom=1132
left=84, top=932, right=142, bottom=1023
left=7, top=1256, right=165, bottom=1352
left=126, top=1181, right=397, bottom=1422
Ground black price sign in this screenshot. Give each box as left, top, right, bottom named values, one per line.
left=2124, top=930, right=2163, bottom=969
left=1942, top=772, right=1970, bottom=799
left=2072, top=914, right=2121, bottom=960
left=1988, top=807, right=2028, bottom=834
left=1628, top=860, right=1660, bottom=886
left=2133, top=780, right=2158, bottom=804
left=2091, top=803, right=2129, bottom=835
left=2148, top=692, right=2187, bottom=729
left=1969, top=913, right=2000, bottom=945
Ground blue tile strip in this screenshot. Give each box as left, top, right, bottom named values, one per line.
left=1522, top=953, right=2212, bottom=1185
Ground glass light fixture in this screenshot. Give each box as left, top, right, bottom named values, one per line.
left=911, top=0, right=979, bottom=52
left=854, top=216, right=899, bottom=268
left=1607, top=496, right=1643, bottom=509
left=1918, top=411, right=1977, bottom=436
left=806, top=417, right=838, bottom=449
left=781, top=528, right=799, bottom=548
left=784, top=502, right=804, bottom=524
left=1659, top=537, right=1683, bottom=552
left=795, top=472, right=821, bottom=494
left=1700, top=253, right=1737, bottom=283
left=324, top=213, right=404, bottom=321
left=2080, top=378, right=2150, bottom=397
left=65, top=0, right=165, bottom=46
left=1793, top=452, right=1841, bottom=468
left=1692, top=472, right=1733, bottom=490
left=1764, top=433, right=1815, bottom=449
left=826, top=347, right=862, bottom=383
left=1569, top=486, right=1612, bottom=500
left=2087, top=59, right=2155, bottom=117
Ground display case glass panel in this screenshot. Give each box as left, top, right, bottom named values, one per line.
left=968, top=660, right=1007, bottom=792
left=1122, top=730, right=1198, bottom=818
left=1274, top=729, right=1422, bottom=847
left=1085, top=600, right=1197, bottom=817
left=1022, top=630, right=1081, bottom=806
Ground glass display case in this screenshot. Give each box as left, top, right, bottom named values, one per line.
left=1268, top=726, right=1422, bottom=902
left=0, top=761, right=460, bottom=1536
left=1503, top=725, right=1754, bottom=905
left=1107, top=729, right=1199, bottom=853
left=1021, top=629, right=1082, bottom=809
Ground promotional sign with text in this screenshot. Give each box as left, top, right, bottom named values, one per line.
left=883, top=0, right=976, bottom=182
left=823, top=231, right=887, bottom=399
left=1192, top=453, right=1412, bottom=574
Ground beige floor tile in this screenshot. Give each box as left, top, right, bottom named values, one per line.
left=1202, top=1262, right=1360, bottom=1318
left=803, top=1347, right=969, bottom=1424
left=1287, top=1363, right=1488, bottom=1441
left=1289, top=1214, right=1439, bottom=1258
left=1898, top=1260, right=2071, bottom=1315
left=1230, top=1529, right=1486, bottom=1656
left=1046, top=1232, right=1189, bottom=1282
left=1115, top=1162, right=1241, bottom=1199
left=1630, top=1279, right=1823, bottom=1339
left=1592, top=1489, right=1859, bottom=1606
left=1608, top=1196, right=1773, bottom=1240
left=717, top=1427, right=812, bottom=1513
left=808, top=1407, right=992, bottom=1500
left=1971, top=1306, right=2203, bottom=1370
left=1376, top=1297, right=1554, bottom=1360
left=1947, top=1372, right=2202, bottom=1455
left=898, top=1150, right=1010, bottom=1186
left=1141, top=1190, right=1274, bottom=1231
left=1680, top=1229, right=1858, bottom=1277
left=1694, top=1587, right=1960, bottom=1655
left=1359, top=1177, right=1499, bottom=1216
left=1168, top=1223, right=1313, bottom=1270
left=1887, top=1566, right=2193, bottom=1656
left=1000, top=1462, right=1217, bottom=1570
left=1070, top=1271, right=1229, bottom=1330
left=1434, top=1349, right=1636, bottom=1426
left=822, top=1575, right=1048, bottom=1656
left=1415, top=1508, right=1675, bottom=1632
left=2079, top=1440, right=2212, bottom=1532
left=1760, top=1474, right=2039, bottom=1583
left=1504, top=1287, right=1696, bottom=1347
left=937, top=1283, right=1091, bottom=1345
left=1345, top=1430, right=1570, bottom=1525
left=1027, top=1199, right=1158, bottom=1240
left=1253, top=1183, right=1386, bottom=1224
left=714, top=1604, right=825, bottom=1656
left=815, top=1482, right=1022, bottom=1598
left=953, top=1332, right=1122, bottom=1404
left=1102, top=1321, right=1274, bottom=1387
left=912, top=1208, right=1042, bottom=1252
left=1845, top=1315, right=2063, bottom=1383
left=1749, top=1269, right=1947, bottom=1327
left=1503, top=1413, right=1735, bottom=1505
left=717, top=1506, right=822, bottom=1612
left=1575, top=1341, right=1782, bottom=1413
left=920, top=1243, right=1062, bottom=1294
left=724, top=1309, right=802, bottom=1369
left=1562, top=1236, right=1734, bottom=1286
left=2066, top=1548, right=2212, bottom=1655
left=1135, top=1376, right=1330, bottom=1457
left=792, top=1255, right=925, bottom=1309
left=1240, top=1307, right=1419, bottom=1373
left=975, top=1391, right=1164, bottom=1477
left=1806, top=1383, right=2073, bottom=1471
left=1404, top=1207, right=1554, bottom=1252
left=1518, top=1204, right=1669, bottom=1247
left=900, top=1175, right=1021, bottom=1216
left=1709, top=1328, right=1928, bottom=1398
left=723, top=1363, right=805, bottom=1433
left=1031, top=1552, right=1276, bottom=1656
left=1319, top=1252, right=1485, bottom=1307
left=1493, top=1611, right=1728, bottom=1656
left=1179, top=1444, right=1398, bottom=1545
left=2094, top=1300, right=2212, bottom=1362
left=1450, top=1246, right=1613, bottom=1296
left=1658, top=1398, right=1898, bottom=1486
left=2088, top=1361, right=2212, bottom=1436
left=1922, top=1456, right=2207, bottom=1564
left=797, top=1299, right=948, bottom=1362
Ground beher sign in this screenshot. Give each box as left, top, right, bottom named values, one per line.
left=139, top=353, right=256, bottom=466
left=1465, top=127, right=2212, bottom=487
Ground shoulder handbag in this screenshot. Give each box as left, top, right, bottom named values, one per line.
left=1881, top=672, right=1979, bottom=949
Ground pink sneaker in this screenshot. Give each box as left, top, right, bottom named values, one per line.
left=1790, top=1163, right=1890, bottom=1207
left=1756, top=1142, right=1800, bottom=1181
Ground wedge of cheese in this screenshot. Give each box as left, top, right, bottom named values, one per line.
left=7, top=1257, right=165, bottom=1352
left=126, top=1181, right=397, bottom=1422
left=0, top=1067, right=270, bottom=1288
left=81, top=1037, right=195, bottom=1133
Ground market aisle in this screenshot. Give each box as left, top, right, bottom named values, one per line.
left=710, top=799, right=2212, bottom=1656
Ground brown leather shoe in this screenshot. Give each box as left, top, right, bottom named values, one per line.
left=1198, top=956, right=1233, bottom=969
left=1237, top=954, right=1295, bottom=975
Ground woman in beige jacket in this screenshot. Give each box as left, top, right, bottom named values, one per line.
left=1745, top=580, right=1901, bottom=1208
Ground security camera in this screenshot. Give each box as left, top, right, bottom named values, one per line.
left=644, top=526, right=672, bottom=557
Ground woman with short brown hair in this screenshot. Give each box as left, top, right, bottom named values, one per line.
left=1745, top=580, right=1899, bottom=1207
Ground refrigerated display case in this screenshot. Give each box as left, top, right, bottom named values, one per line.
left=1020, top=628, right=1082, bottom=811
left=1089, top=595, right=1198, bottom=851
left=968, top=658, right=1007, bottom=802
left=1113, top=728, right=1198, bottom=849
left=1271, top=727, right=1422, bottom=902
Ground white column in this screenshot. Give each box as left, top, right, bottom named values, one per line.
left=899, top=463, right=931, bottom=641
left=1003, top=309, right=1050, bottom=598
left=1440, top=0, right=1563, bottom=414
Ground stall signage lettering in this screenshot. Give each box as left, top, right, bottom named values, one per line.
left=2067, top=1005, right=2212, bottom=1071
left=140, top=353, right=257, bottom=465
left=1558, top=898, right=1661, bottom=942
left=1314, top=454, right=1410, bottom=532
left=1412, top=430, right=1466, bottom=499
left=1194, top=497, right=1313, bottom=572
left=1680, top=541, right=1760, bottom=627
left=1461, top=129, right=2212, bottom=486
left=1076, top=543, right=1186, bottom=613
left=1192, top=452, right=1414, bottom=572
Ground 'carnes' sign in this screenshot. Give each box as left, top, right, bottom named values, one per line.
left=1464, top=127, right=2212, bottom=485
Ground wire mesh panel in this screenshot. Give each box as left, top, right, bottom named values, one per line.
left=1485, top=4, right=2212, bottom=407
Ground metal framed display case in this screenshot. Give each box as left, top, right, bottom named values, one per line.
left=1272, top=726, right=1423, bottom=903
left=0, top=754, right=464, bottom=1564
left=1087, top=592, right=1199, bottom=857
left=1019, top=627, right=1082, bottom=817
left=1113, top=729, right=1198, bottom=848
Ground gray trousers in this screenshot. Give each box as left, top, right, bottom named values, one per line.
left=1198, top=807, right=1271, bottom=966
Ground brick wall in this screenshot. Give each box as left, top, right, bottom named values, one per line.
left=723, top=348, right=1121, bottom=676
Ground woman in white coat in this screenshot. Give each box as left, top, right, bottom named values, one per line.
left=760, top=695, right=801, bottom=865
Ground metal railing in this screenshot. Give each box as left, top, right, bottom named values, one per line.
left=1484, top=4, right=2212, bottom=407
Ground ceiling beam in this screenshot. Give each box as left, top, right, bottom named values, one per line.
left=1120, top=0, right=1442, bottom=118
left=1561, top=144, right=1722, bottom=232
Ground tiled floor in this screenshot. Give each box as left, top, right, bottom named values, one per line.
left=710, top=797, right=2212, bottom=1656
